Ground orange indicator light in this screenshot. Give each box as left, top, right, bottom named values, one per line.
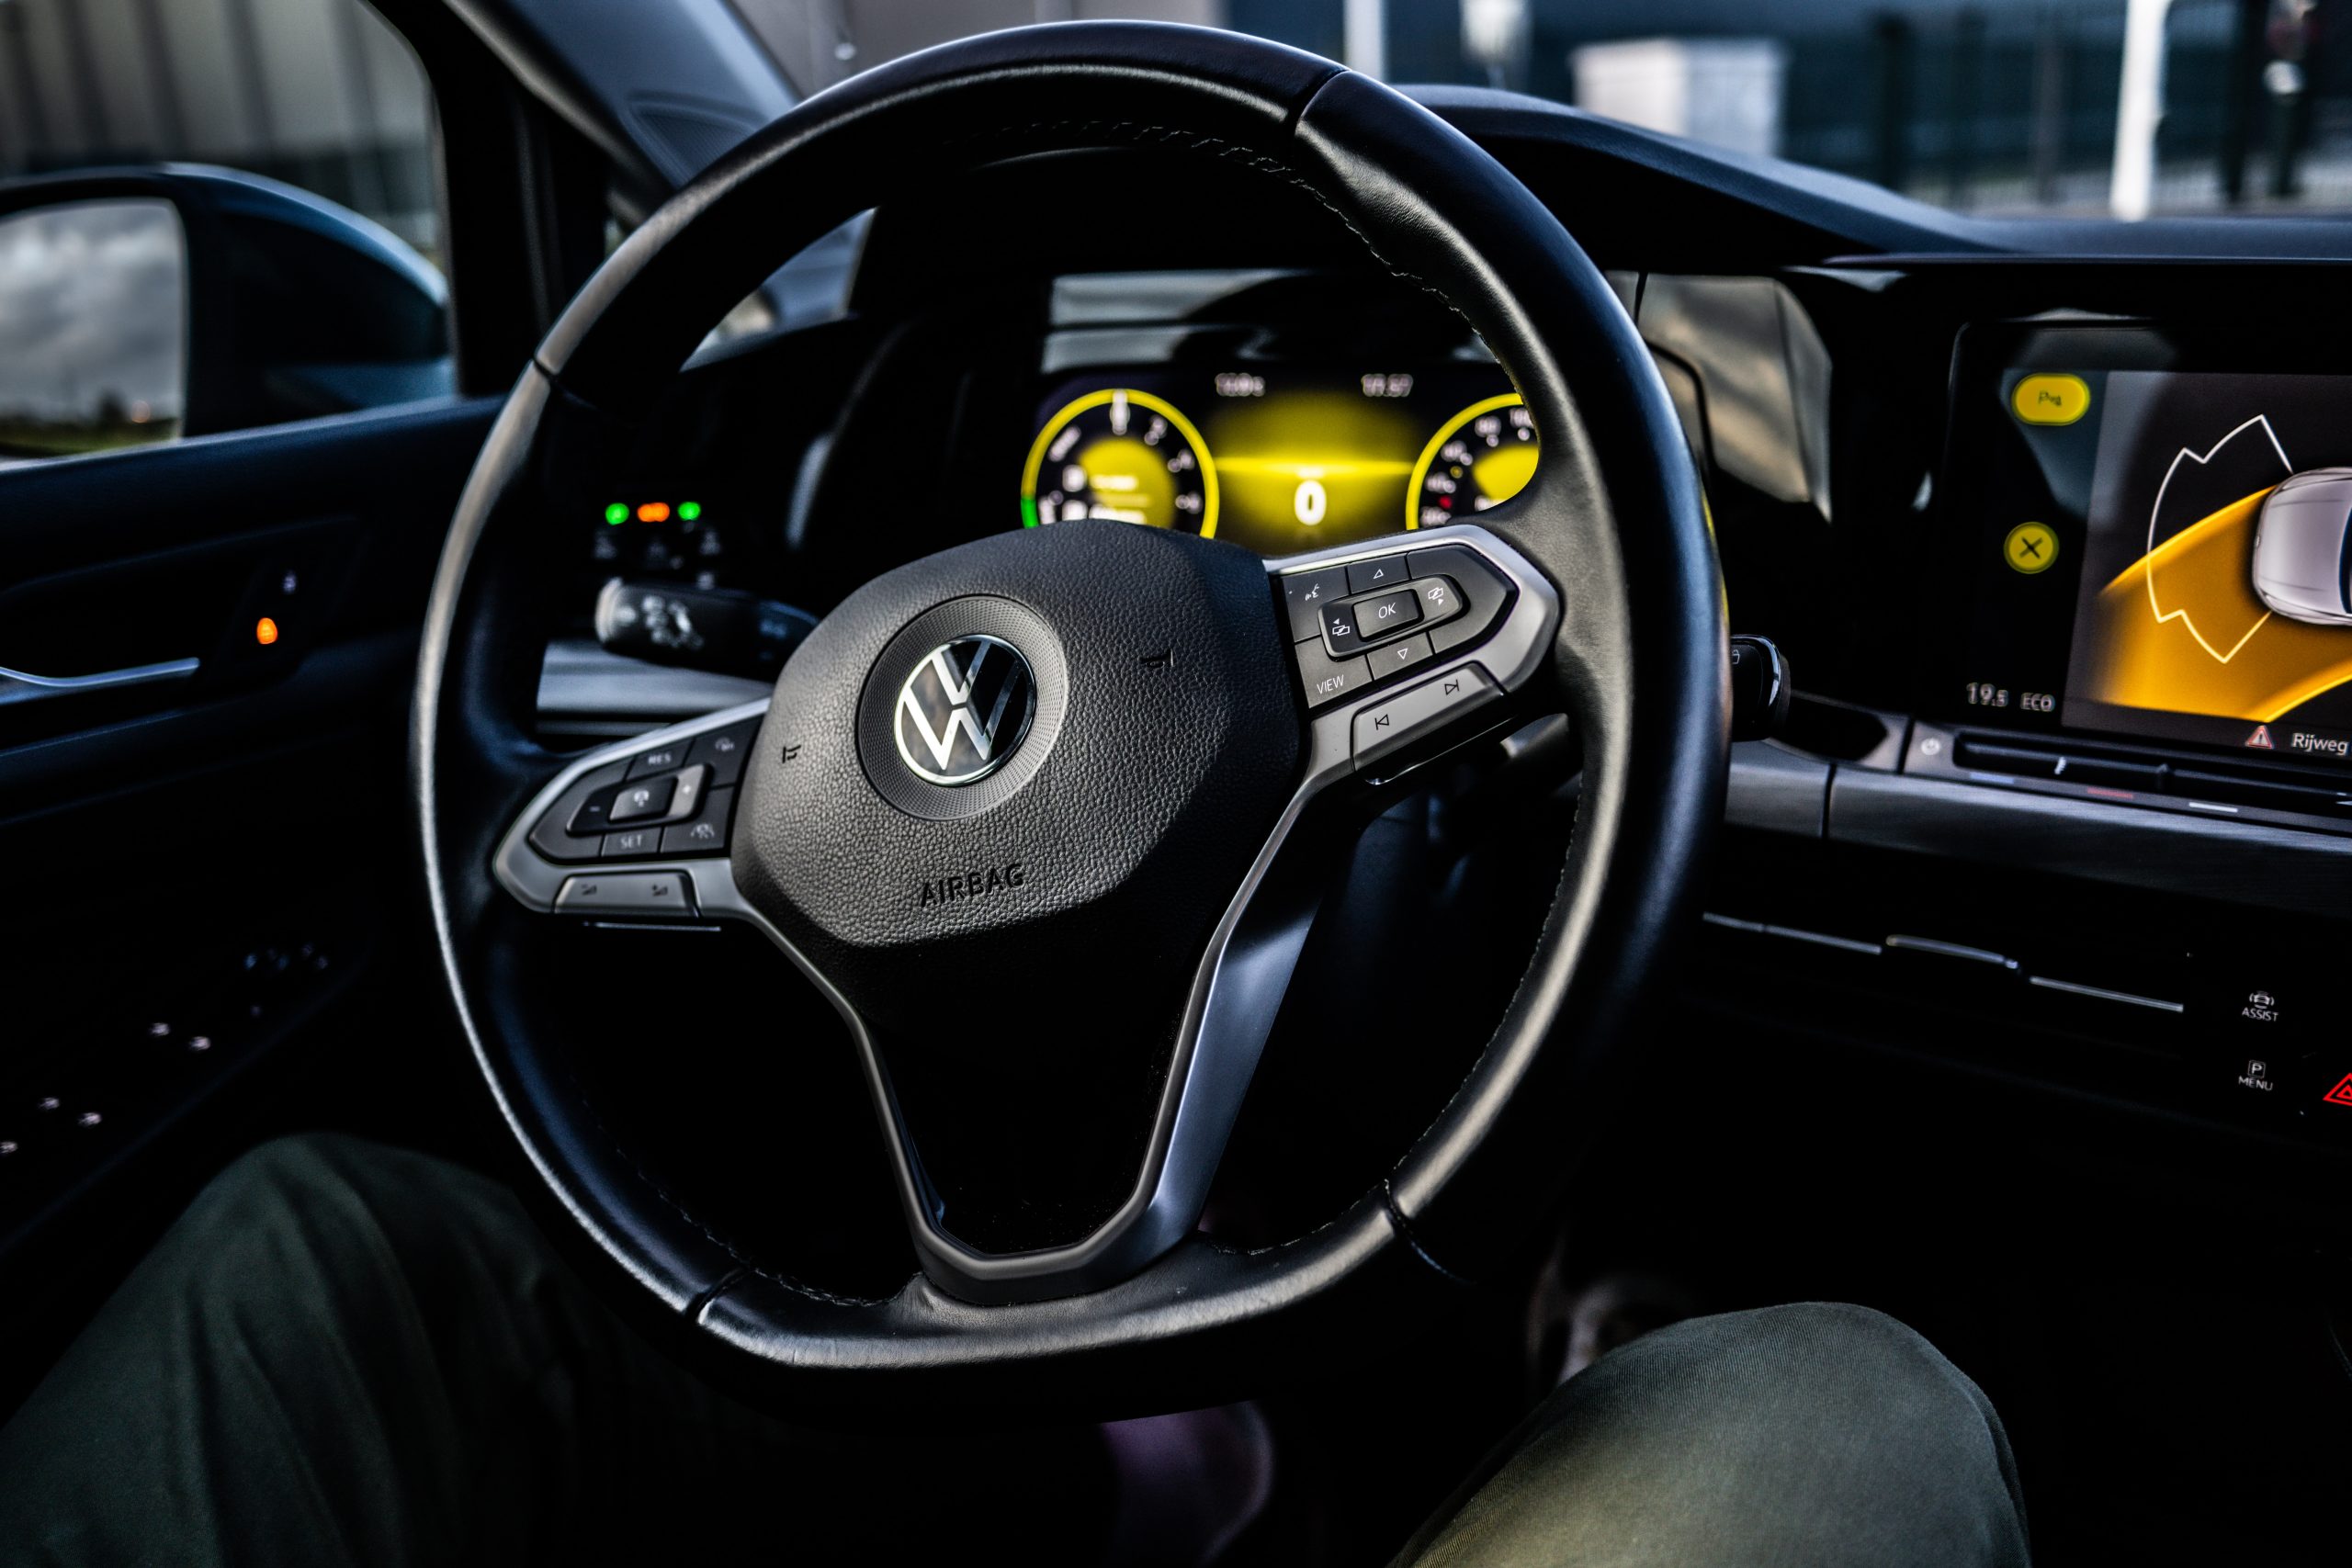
left=637, top=502, right=671, bottom=523
left=254, top=616, right=280, bottom=647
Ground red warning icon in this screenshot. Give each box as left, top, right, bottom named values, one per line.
left=2246, top=724, right=2275, bottom=750
left=2324, top=1074, right=2352, bottom=1108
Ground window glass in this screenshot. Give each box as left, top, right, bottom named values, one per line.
left=733, top=0, right=2352, bottom=220
left=0, top=0, right=444, bottom=457
left=0, top=198, right=184, bottom=460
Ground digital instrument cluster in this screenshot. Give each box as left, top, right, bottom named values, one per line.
left=1019, top=366, right=1535, bottom=555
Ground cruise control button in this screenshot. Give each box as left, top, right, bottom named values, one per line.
left=1282, top=567, right=1351, bottom=642
left=662, top=786, right=735, bottom=855
left=1409, top=545, right=1517, bottom=655
left=625, top=741, right=690, bottom=780
left=607, top=776, right=677, bottom=824
left=1352, top=664, right=1499, bottom=765
left=687, top=722, right=758, bottom=787
left=555, top=871, right=697, bottom=918
left=566, top=783, right=627, bottom=837
left=1367, top=632, right=1435, bottom=680
left=602, top=826, right=662, bottom=859
left=1295, top=641, right=1373, bottom=709
left=667, top=763, right=709, bottom=822
left=1350, top=588, right=1423, bottom=640
left=528, top=761, right=628, bottom=863
left=1346, top=554, right=1408, bottom=593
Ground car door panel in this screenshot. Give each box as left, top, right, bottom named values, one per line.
left=0, top=396, right=498, bottom=1268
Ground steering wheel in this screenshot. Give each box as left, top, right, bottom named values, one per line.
left=414, top=21, right=1724, bottom=1405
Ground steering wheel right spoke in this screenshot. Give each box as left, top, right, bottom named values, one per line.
left=1272, top=523, right=1561, bottom=794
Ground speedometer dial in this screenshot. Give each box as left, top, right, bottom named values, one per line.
left=1408, top=393, right=1537, bottom=529
left=1022, top=389, right=1219, bottom=536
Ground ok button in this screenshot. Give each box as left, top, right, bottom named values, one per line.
left=1349, top=588, right=1424, bottom=641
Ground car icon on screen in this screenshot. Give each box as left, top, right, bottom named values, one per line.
left=2252, top=468, right=2352, bottom=625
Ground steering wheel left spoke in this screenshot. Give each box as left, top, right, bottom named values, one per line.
left=492, top=701, right=765, bottom=922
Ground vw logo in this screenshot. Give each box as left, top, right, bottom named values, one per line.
left=893, top=635, right=1036, bottom=786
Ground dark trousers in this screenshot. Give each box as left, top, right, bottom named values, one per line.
left=0, top=1135, right=2029, bottom=1565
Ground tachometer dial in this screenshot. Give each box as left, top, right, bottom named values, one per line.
left=1409, top=393, right=1537, bottom=529
left=1022, top=389, right=1218, bottom=536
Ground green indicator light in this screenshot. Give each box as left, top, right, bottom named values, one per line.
left=1020, top=495, right=1040, bottom=529
left=604, top=502, right=628, bottom=525
left=678, top=501, right=702, bottom=522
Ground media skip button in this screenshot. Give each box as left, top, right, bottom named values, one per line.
left=1352, top=665, right=1498, bottom=766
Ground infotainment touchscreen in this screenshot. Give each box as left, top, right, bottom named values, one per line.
left=1949, top=331, right=2352, bottom=770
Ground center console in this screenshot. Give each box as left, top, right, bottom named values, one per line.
left=1711, top=308, right=2352, bottom=1146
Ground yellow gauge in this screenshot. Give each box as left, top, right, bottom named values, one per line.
left=1021, top=389, right=1219, bottom=536
left=1408, top=393, right=1538, bottom=529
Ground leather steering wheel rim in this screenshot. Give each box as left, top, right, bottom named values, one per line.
left=413, top=21, right=1725, bottom=1407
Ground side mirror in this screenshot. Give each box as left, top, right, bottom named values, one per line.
left=0, top=165, right=450, bottom=461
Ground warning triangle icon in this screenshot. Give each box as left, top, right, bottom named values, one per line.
left=2246, top=724, right=2275, bottom=750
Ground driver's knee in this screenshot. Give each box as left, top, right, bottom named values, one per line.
left=116, top=1132, right=572, bottom=1398
left=1400, top=1303, right=2029, bottom=1567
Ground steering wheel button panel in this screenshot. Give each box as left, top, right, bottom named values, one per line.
left=1349, top=587, right=1423, bottom=638
left=1352, top=664, right=1500, bottom=766
left=1317, top=595, right=1361, bottom=650
left=1296, top=641, right=1374, bottom=708
left=625, top=742, right=689, bottom=780
left=528, top=761, right=629, bottom=863
left=554, top=871, right=697, bottom=918
left=685, top=722, right=758, bottom=787
left=660, top=786, right=735, bottom=856
left=1281, top=566, right=1350, bottom=642
left=602, top=827, right=661, bottom=859
left=607, top=776, right=677, bottom=824
left=1370, top=632, right=1436, bottom=679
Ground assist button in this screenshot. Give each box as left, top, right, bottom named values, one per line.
left=1352, top=664, right=1498, bottom=765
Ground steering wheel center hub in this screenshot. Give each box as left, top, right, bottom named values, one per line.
left=730, top=522, right=1302, bottom=1039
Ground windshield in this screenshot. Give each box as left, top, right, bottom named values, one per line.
left=731, top=0, right=2345, bottom=220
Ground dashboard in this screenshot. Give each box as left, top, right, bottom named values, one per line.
left=541, top=95, right=2352, bottom=1168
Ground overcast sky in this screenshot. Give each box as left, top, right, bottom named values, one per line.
left=0, top=199, right=185, bottom=424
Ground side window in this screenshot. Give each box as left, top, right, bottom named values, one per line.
left=0, top=0, right=445, bottom=461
